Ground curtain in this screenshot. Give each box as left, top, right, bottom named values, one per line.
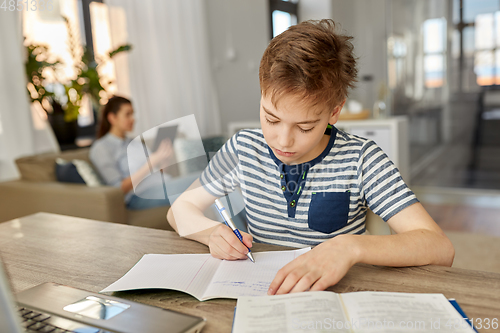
left=0, top=12, right=58, bottom=182
left=106, top=0, right=221, bottom=138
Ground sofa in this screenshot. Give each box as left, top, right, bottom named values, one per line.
left=0, top=148, right=177, bottom=230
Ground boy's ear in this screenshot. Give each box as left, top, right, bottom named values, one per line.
left=329, top=100, right=346, bottom=125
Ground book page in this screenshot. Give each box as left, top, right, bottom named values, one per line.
left=202, top=248, right=310, bottom=300
left=100, top=254, right=220, bottom=301
left=340, top=292, right=475, bottom=332
left=233, top=291, right=349, bottom=333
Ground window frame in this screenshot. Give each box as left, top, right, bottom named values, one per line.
left=269, top=0, right=299, bottom=40
left=81, top=0, right=103, bottom=61
left=454, top=0, right=500, bottom=89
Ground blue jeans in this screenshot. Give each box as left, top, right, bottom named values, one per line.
left=126, top=181, right=170, bottom=210
left=126, top=194, right=170, bottom=210
left=126, top=173, right=201, bottom=210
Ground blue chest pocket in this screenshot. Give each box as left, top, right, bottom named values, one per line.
left=308, top=191, right=350, bottom=234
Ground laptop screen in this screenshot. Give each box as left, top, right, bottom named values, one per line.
left=0, top=258, right=23, bottom=333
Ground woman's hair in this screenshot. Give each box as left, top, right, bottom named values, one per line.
left=97, top=96, right=132, bottom=139
left=259, top=19, right=358, bottom=114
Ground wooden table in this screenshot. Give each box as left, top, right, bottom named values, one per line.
left=0, top=213, right=499, bottom=333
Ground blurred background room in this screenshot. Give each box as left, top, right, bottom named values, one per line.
left=0, top=0, right=499, bottom=272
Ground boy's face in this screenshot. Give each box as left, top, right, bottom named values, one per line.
left=260, top=94, right=343, bottom=165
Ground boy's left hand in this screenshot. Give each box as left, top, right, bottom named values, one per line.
left=267, top=234, right=359, bottom=295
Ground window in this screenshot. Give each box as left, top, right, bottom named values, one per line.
left=269, top=0, right=299, bottom=39
left=23, top=0, right=117, bottom=130
left=89, top=2, right=118, bottom=99
left=23, top=0, right=82, bottom=83
left=423, top=18, right=447, bottom=88
left=387, top=35, right=407, bottom=90
left=453, top=0, right=500, bottom=88
left=474, top=12, right=500, bottom=85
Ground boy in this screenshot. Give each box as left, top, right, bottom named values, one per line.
left=167, top=19, right=454, bottom=295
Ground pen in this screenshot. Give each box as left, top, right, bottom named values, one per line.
left=214, top=199, right=255, bottom=263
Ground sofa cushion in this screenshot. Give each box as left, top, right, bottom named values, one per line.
left=55, top=158, right=103, bottom=187
left=16, top=148, right=91, bottom=182
left=55, top=159, right=86, bottom=184
left=72, top=159, right=103, bottom=186
left=128, top=206, right=172, bottom=230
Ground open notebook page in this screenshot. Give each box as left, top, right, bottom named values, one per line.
left=233, top=292, right=349, bottom=333
left=100, top=248, right=310, bottom=301
left=202, top=247, right=310, bottom=300
left=340, top=292, right=476, bottom=333
left=100, top=254, right=220, bottom=300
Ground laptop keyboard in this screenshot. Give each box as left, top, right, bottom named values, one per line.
left=18, top=307, right=75, bottom=333
left=18, top=307, right=110, bottom=333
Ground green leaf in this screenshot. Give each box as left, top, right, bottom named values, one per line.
left=108, top=44, right=132, bottom=58
left=24, top=19, right=132, bottom=123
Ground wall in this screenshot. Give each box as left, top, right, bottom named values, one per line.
left=203, top=0, right=388, bottom=135
left=299, top=0, right=332, bottom=22
left=204, top=0, right=270, bottom=137
left=330, top=0, right=388, bottom=112
left=0, top=11, right=59, bottom=182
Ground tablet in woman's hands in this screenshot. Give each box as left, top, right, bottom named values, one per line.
left=152, top=125, right=178, bottom=151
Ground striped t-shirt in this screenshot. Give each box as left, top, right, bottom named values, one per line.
left=200, top=128, right=418, bottom=248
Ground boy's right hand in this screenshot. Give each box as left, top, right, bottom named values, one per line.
left=208, top=224, right=253, bottom=260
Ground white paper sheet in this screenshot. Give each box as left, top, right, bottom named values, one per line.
left=233, top=291, right=476, bottom=333
left=340, top=292, right=476, bottom=333
left=233, top=292, right=348, bottom=333
left=100, top=248, right=310, bottom=301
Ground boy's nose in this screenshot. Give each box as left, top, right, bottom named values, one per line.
left=277, top=132, right=293, bottom=149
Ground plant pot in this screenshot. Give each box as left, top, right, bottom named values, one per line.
left=47, top=113, right=78, bottom=146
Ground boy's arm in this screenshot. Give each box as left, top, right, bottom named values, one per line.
left=267, top=202, right=455, bottom=295
left=167, top=178, right=219, bottom=241
left=167, top=178, right=253, bottom=259
left=356, top=202, right=454, bottom=267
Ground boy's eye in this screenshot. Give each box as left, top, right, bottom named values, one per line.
left=299, top=127, right=314, bottom=133
left=266, top=118, right=314, bottom=133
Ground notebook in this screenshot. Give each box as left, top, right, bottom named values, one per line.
left=232, top=291, right=478, bottom=333
left=101, top=248, right=310, bottom=301
left=0, top=258, right=205, bottom=333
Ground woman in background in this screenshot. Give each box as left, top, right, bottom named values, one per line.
left=90, top=96, right=173, bottom=210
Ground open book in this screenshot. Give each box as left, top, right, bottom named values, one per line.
left=101, top=248, right=309, bottom=301
left=233, top=291, right=476, bottom=333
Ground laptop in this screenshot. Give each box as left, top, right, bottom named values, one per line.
left=0, top=259, right=205, bottom=333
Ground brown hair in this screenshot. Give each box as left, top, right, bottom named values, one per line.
left=259, top=19, right=358, bottom=113
left=97, top=96, right=132, bottom=138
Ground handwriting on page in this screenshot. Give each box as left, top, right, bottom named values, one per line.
left=100, top=248, right=310, bottom=301
left=203, top=248, right=309, bottom=299
left=210, top=280, right=270, bottom=294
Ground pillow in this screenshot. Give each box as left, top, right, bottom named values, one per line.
left=55, top=158, right=85, bottom=184
left=72, top=159, right=103, bottom=187
left=15, top=148, right=91, bottom=182
left=55, top=158, right=103, bottom=187
left=16, top=152, right=60, bottom=182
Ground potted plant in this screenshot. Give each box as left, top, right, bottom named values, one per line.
left=25, top=16, right=131, bottom=146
